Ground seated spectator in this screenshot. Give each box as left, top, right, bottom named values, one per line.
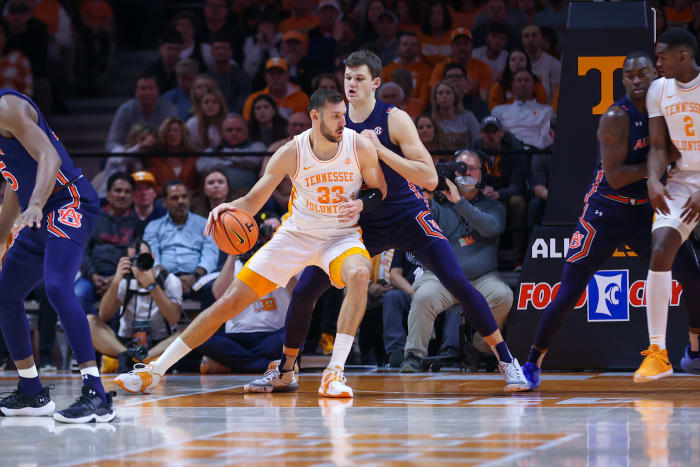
left=279, top=0, right=320, bottom=33
left=96, top=124, right=155, bottom=198
left=243, top=9, right=282, bottom=81
left=402, top=150, right=512, bottom=371
left=131, top=170, right=167, bottom=233
left=145, top=29, right=183, bottom=93
left=143, top=180, right=219, bottom=300
left=77, top=0, right=113, bottom=90
left=363, top=10, right=400, bottom=65
left=148, top=117, right=199, bottom=192
left=186, top=88, right=227, bottom=150
left=354, top=0, right=384, bottom=46
left=242, top=58, right=310, bottom=121
left=389, top=68, right=426, bottom=118
left=106, top=73, right=178, bottom=151
left=189, top=73, right=218, bottom=111
left=77, top=172, right=141, bottom=315
left=0, top=21, right=32, bottom=96
left=207, top=32, right=251, bottom=114
left=443, top=63, right=490, bottom=121
left=162, top=58, right=198, bottom=121
left=382, top=250, right=421, bottom=368
left=492, top=69, right=555, bottom=149
left=191, top=168, right=232, bottom=218
left=429, top=27, right=493, bottom=101
left=470, top=0, right=521, bottom=49
left=311, top=73, right=342, bottom=93
left=431, top=80, right=479, bottom=149
left=540, top=26, right=560, bottom=60
left=470, top=115, right=528, bottom=267
left=488, top=49, right=548, bottom=110
left=381, top=31, right=432, bottom=105
left=306, top=0, right=341, bottom=74
left=361, top=249, right=397, bottom=365
left=198, top=214, right=288, bottom=373
left=90, top=238, right=183, bottom=373
left=196, top=113, right=267, bottom=194
left=415, top=113, right=451, bottom=158
left=249, top=94, right=290, bottom=148
left=172, top=11, right=206, bottom=72
left=279, top=31, right=317, bottom=93
left=517, top=0, right=537, bottom=25
left=522, top=25, right=561, bottom=102
left=418, top=1, right=453, bottom=66
left=534, top=0, right=569, bottom=49
left=396, top=0, right=422, bottom=34
left=472, top=22, right=509, bottom=82
left=197, top=0, right=234, bottom=72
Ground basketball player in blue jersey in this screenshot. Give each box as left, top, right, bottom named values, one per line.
left=522, top=52, right=700, bottom=389
left=0, top=90, right=115, bottom=423
left=246, top=50, right=530, bottom=395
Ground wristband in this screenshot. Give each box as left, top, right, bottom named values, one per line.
left=359, top=188, right=383, bottom=213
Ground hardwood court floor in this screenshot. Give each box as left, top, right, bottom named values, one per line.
left=1, top=369, right=700, bottom=466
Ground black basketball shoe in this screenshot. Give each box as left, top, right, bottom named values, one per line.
left=0, top=383, right=55, bottom=416
left=53, top=385, right=116, bottom=424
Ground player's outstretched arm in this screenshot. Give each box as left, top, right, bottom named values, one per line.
left=598, top=106, right=647, bottom=189
left=357, top=135, right=387, bottom=198
left=0, top=95, right=61, bottom=229
left=204, top=140, right=295, bottom=235
left=360, top=108, right=438, bottom=190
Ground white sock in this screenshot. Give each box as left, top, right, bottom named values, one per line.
left=79, top=366, right=100, bottom=378
left=153, top=337, right=191, bottom=375
left=328, top=333, right=354, bottom=369
left=18, top=365, right=38, bottom=378
left=646, top=270, right=671, bottom=350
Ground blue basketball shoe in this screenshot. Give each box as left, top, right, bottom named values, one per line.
left=680, top=346, right=700, bottom=375
left=522, top=362, right=541, bottom=390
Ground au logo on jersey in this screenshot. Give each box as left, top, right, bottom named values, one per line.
left=569, top=231, right=584, bottom=249
left=587, top=269, right=629, bottom=322
left=374, top=126, right=383, bottom=135
left=57, top=207, right=82, bottom=228
left=577, top=56, right=625, bottom=115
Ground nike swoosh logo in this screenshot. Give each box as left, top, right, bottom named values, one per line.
left=304, top=166, right=313, bottom=170
left=229, top=226, right=245, bottom=244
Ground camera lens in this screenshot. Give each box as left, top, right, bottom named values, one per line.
left=135, top=253, right=154, bottom=270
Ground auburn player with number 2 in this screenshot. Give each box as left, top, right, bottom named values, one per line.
left=521, top=50, right=700, bottom=390
left=0, top=89, right=115, bottom=423
left=115, top=89, right=387, bottom=397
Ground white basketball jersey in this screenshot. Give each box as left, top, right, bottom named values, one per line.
left=648, top=75, right=700, bottom=171
left=288, top=127, right=363, bottom=229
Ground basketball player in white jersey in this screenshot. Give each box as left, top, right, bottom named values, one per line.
left=635, top=27, right=700, bottom=382
left=114, top=89, right=387, bottom=397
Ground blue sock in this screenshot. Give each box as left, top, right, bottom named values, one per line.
left=82, top=374, right=108, bottom=403
left=494, top=341, right=513, bottom=363
left=19, top=376, right=43, bottom=397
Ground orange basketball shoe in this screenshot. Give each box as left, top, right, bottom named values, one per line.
left=114, top=363, right=162, bottom=394
left=633, top=345, right=673, bottom=383
left=318, top=365, right=353, bottom=398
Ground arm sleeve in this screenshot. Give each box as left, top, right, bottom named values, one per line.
left=646, top=78, right=664, bottom=118
left=454, top=198, right=506, bottom=237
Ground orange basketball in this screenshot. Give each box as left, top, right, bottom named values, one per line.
left=212, top=210, right=259, bottom=255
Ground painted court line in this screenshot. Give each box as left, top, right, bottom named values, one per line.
left=117, top=383, right=245, bottom=407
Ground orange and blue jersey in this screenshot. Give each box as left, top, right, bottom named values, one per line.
left=346, top=99, right=443, bottom=255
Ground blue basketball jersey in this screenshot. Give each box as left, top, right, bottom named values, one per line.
left=589, top=95, right=649, bottom=199
left=346, top=99, right=429, bottom=229
left=0, top=89, right=83, bottom=210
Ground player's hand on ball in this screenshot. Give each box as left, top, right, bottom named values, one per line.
left=681, top=191, right=700, bottom=224
left=205, top=202, right=239, bottom=236
left=647, top=179, right=672, bottom=215
left=15, top=205, right=42, bottom=231
left=337, top=196, right=362, bottom=223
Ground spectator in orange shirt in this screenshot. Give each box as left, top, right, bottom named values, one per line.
left=488, top=49, right=548, bottom=110
left=242, top=58, right=310, bottom=121
left=418, top=1, right=453, bottom=66
left=388, top=68, right=426, bottom=119
left=666, top=0, right=693, bottom=26
left=381, top=31, right=432, bottom=104
left=0, top=21, right=33, bottom=96
left=279, top=0, right=320, bottom=33
left=451, top=0, right=484, bottom=29
left=429, top=28, right=493, bottom=101
left=147, top=117, right=199, bottom=192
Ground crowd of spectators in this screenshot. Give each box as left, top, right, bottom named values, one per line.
left=3, top=0, right=699, bottom=373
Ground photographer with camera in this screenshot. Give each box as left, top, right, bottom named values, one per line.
left=88, top=238, right=183, bottom=373
left=402, top=149, right=514, bottom=372
left=197, top=213, right=293, bottom=374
